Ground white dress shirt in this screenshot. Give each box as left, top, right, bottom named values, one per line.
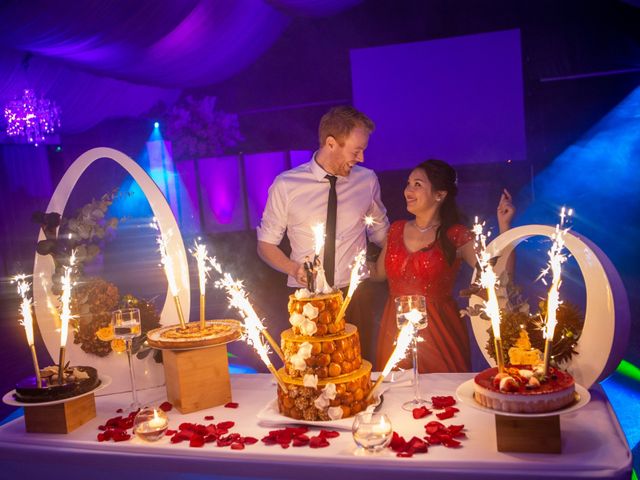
left=257, top=155, right=389, bottom=288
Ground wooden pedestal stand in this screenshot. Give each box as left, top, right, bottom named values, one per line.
left=162, top=344, right=232, bottom=414
left=24, top=393, right=97, bottom=434
left=495, top=414, right=561, bottom=453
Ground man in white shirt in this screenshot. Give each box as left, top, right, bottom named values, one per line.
left=257, top=106, right=389, bottom=358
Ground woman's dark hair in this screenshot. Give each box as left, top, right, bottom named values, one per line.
left=414, top=159, right=463, bottom=265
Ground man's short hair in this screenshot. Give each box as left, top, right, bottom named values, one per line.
left=318, top=106, right=375, bottom=147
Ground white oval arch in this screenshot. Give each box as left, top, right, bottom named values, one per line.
left=33, top=147, right=190, bottom=394
left=469, top=225, right=630, bottom=389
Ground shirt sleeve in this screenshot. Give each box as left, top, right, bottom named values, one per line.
left=366, top=173, right=390, bottom=246
left=447, top=224, right=473, bottom=249
left=256, top=176, right=288, bottom=245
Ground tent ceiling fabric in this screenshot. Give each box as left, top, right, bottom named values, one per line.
left=0, top=0, right=361, bottom=133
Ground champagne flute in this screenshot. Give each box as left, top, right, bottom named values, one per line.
left=395, top=295, right=428, bottom=410
left=112, top=308, right=142, bottom=411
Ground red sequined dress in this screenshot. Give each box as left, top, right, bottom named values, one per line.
left=375, top=220, right=473, bottom=373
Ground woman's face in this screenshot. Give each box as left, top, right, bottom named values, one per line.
left=404, top=168, right=445, bottom=215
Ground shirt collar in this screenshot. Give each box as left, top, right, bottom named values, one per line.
left=310, top=151, right=350, bottom=183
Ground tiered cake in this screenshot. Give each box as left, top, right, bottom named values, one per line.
left=277, top=290, right=374, bottom=421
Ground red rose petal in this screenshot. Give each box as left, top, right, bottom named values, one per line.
left=190, top=435, right=205, bottom=448
left=431, top=396, right=456, bottom=409
left=230, top=442, right=245, bottom=450
left=389, top=431, right=407, bottom=451
left=204, top=415, right=214, bottom=421
left=242, top=436, right=258, bottom=445
left=97, top=433, right=105, bottom=442
left=224, top=402, right=239, bottom=408
left=319, top=429, right=340, bottom=438
left=412, top=406, right=431, bottom=419
left=159, top=401, right=173, bottom=412
left=309, top=436, right=330, bottom=448
left=217, top=421, right=235, bottom=430
left=442, top=438, right=462, bottom=448
left=436, top=410, right=455, bottom=420
left=116, top=408, right=123, bottom=413
left=425, top=421, right=445, bottom=434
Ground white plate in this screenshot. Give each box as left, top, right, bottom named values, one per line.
left=256, top=396, right=384, bottom=431
left=2, top=375, right=112, bottom=407
left=455, top=379, right=591, bottom=418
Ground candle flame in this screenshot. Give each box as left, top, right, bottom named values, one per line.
left=541, top=208, right=571, bottom=342
left=151, top=218, right=179, bottom=296
left=473, top=218, right=502, bottom=340
left=59, top=250, right=77, bottom=348
left=14, top=274, right=35, bottom=346
left=190, top=241, right=210, bottom=295
left=345, top=249, right=367, bottom=298
left=312, top=222, right=325, bottom=257
left=381, top=322, right=415, bottom=377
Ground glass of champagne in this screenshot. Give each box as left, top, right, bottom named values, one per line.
left=395, top=295, right=428, bottom=410
left=352, top=412, right=393, bottom=453
left=111, top=308, right=142, bottom=411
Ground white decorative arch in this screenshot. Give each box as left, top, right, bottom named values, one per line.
left=33, top=147, right=191, bottom=395
left=469, top=225, right=630, bottom=389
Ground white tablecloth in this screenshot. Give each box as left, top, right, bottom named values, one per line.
left=0, top=373, right=631, bottom=480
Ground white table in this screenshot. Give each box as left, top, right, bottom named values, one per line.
left=0, top=373, right=631, bottom=480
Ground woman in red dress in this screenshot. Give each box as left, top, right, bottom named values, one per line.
left=373, top=159, right=514, bottom=373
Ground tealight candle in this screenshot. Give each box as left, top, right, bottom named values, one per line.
left=133, top=408, right=169, bottom=442
left=352, top=412, right=393, bottom=453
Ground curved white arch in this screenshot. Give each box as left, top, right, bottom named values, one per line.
left=469, top=225, right=630, bottom=389
left=33, top=147, right=190, bottom=394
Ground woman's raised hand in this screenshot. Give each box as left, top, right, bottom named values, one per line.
left=497, top=188, right=515, bottom=232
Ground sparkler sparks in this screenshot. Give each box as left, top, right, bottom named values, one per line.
left=541, top=207, right=572, bottom=373
left=13, top=274, right=41, bottom=387
left=210, top=257, right=287, bottom=376
left=336, top=250, right=367, bottom=322
left=367, top=321, right=416, bottom=401
left=473, top=217, right=504, bottom=372
left=191, top=241, right=211, bottom=328
left=151, top=218, right=186, bottom=328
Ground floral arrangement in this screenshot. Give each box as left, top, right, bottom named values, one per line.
left=33, top=191, right=162, bottom=361
left=462, top=270, right=583, bottom=367
left=163, top=95, right=243, bottom=160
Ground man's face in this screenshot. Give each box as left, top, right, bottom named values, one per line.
left=326, top=126, right=369, bottom=177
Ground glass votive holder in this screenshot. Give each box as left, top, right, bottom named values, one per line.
left=352, top=411, right=393, bottom=453
left=133, top=407, right=169, bottom=442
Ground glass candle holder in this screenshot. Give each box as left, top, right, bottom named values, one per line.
left=352, top=412, right=393, bottom=453
left=133, top=407, right=169, bottom=442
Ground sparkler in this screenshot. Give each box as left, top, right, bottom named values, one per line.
left=13, top=275, right=41, bottom=388
left=152, top=219, right=186, bottom=329
left=540, top=207, right=572, bottom=374
left=473, top=218, right=504, bottom=373
left=191, top=241, right=211, bottom=330
left=366, top=321, right=416, bottom=401
left=364, top=215, right=376, bottom=227
left=335, top=249, right=367, bottom=323
left=58, top=250, right=77, bottom=384
left=209, top=257, right=286, bottom=369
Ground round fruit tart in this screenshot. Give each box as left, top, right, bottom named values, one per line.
left=473, top=365, right=576, bottom=414
left=146, top=319, right=243, bottom=349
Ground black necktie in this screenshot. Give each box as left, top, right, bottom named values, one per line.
left=324, top=174, right=338, bottom=286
